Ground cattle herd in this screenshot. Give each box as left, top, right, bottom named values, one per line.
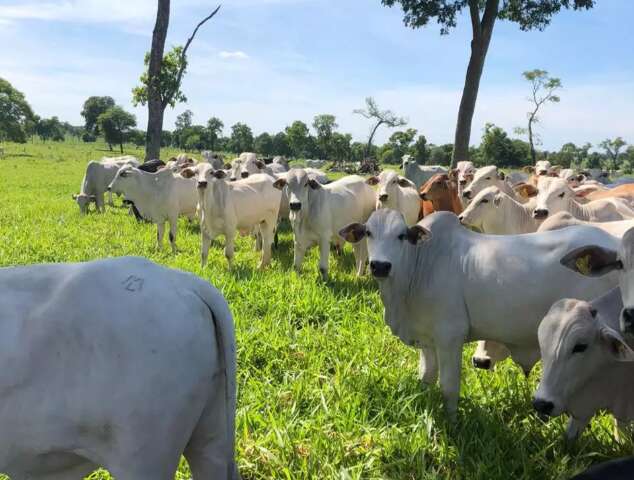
left=5, top=152, right=634, bottom=479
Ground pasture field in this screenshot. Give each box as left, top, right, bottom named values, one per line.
left=0, top=141, right=631, bottom=480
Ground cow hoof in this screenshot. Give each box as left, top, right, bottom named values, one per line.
left=472, top=357, right=491, bottom=370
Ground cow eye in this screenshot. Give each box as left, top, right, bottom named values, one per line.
left=366, top=230, right=372, bottom=238
left=480, top=199, right=489, bottom=204
left=485, top=177, right=491, bottom=180
left=572, top=343, right=588, bottom=354
left=398, top=233, right=405, bottom=241
left=558, top=192, right=565, bottom=198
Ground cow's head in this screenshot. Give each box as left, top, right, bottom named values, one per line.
left=560, top=228, right=634, bottom=337
left=108, top=165, right=138, bottom=195
left=458, top=186, right=502, bottom=231
left=182, top=163, right=225, bottom=190
left=535, top=160, right=553, bottom=177
left=461, top=166, right=504, bottom=202
left=419, top=173, right=452, bottom=202
left=533, top=297, right=634, bottom=420
left=273, top=168, right=320, bottom=213
left=455, top=160, right=476, bottom=187
left=339, top=209, right=431, bottom=280
left=367, top=170, right=415, bottom=210
left=72, top=193, right=96, bottom=215
left=531, top=177, right=571, bottom=220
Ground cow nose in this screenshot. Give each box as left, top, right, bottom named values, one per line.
left=230, top=177, right=237, bottom=182
left=462, top=191, right=472, bottom=200
left=369, top=260, right=391, bottom=278
left=533, top=209, right=549, bottom=219
left=458, top=214, right=464, bottom=222
left=538, top=170, right=548, bottom=176
left=420, top=192, right=428, bottom=201
left=241, top=172, right=249, bottom=179
left=622, top=308, right=634, bottom=334
left=472, top=357, right=491, bottom=370
left=197, top=181, right=208, bottom=189
left=459, top=180, right=467, bottom=186
left=378, top=193, right=388, bottom=202
left=289, top=202, right=302, bottom=211
left=532, top=398, right=554, bottom=416
left=106, top=186, right=111, bottom=191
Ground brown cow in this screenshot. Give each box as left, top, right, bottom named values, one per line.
left=585, top=183, right=634, bottom=205
left=418, top=174, right=463, bottom=219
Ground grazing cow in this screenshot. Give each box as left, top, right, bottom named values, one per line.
left=401, top=155, right=447, bottom=189
left=109, top=166, right=198, bottom=253
left=537, top=212, right=634, bottom=238
left=462, top=166, right=519, bottom=203
left=366, top=170, right=420, bottom=225
left=459, top=187, right=539, bottom=234
left=181, top=167, right=281, bottom=269
left=274, top=169, right=375, bottom=280
left=73, top=157, right=139, bottom=214
left=338, top=210, right=618, bottom=417
left=418, top=173, right=463, bottom=219
left=533, top=288, right=634, bottom=441
left=202, top=151, right=225, bottom=170
left=532, top=176, right=634, bottom=221
left=0, top=256, right=237, bottom=479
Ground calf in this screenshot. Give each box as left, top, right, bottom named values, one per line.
left=0, top=256, right=237, bottom=479
left=338, top=210, right=618, bottom=417
left=401, top=155, right=447, bottom=189
left=418, top=173, right=463, bottom=219
left=366, top=170, right=420, bottom=225
left=181, top=166, right=281, bottom=269
left=108, top=166, right=198, bottom=252
left=462, top=166, right=520, bottom=203
left=274, top=169, right=375, bottom=280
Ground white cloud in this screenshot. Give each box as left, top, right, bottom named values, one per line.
left=219, top=50, right=249, bottom=60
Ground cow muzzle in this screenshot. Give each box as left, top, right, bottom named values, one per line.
left=459, top=180, right=467, bottom=186
left=197, top=181, right=208, bottom=189
left=462, top=190, right=472, bottom=200
left=106, top=186, right=112, bottom=191
left=533, top=209, right=549, bottom=219
left=241, top=172, right=249, bottom=179
left=472, top=357, right=491, bottom=370
left=289, top=202, right=302, bottom=211
left=538, top=170, right=548, bottom=176
left=370, top=260, right=391, bottom=278
left=378, top=193, right=388, bottom=202
left=622, top=308, right=634, bottom=335
left=420, top=192, right=428, bottom=201
left=532, top=398, right=554, bottom=416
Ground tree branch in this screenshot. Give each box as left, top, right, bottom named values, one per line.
left=163, top=4, right=221, bottom=108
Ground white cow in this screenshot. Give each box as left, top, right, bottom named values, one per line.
left=459, top=187, right=539, bottom=234
left=181, top=166, right=281, bottom=269
left=273, top=168, right=375, bottom=280
left=73, top=156, right=139, bottom=214
left=272, top=156, right=290, bottom=170
left=366, top=170, right=420, bottom=225
left=0, top=256, right=237, bottom=479
left=108, top=166, right=198, bottom=252
left=229, top=156, right=286, bottom=181
left=462, top=166, right=520, bottom=203
left=401, top=155, right=447, bottom=189
left=338, top=209, right=618, bottom=417
left=532, top=176, right=634, bottom=221
left=201, top=151, right=226, bottom=170
left=451, top=160, right=477, bottom=202
left=537, top=212, right=634, bottom=238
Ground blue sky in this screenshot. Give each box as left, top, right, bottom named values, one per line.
left=1, top=0, right=632, bottom=150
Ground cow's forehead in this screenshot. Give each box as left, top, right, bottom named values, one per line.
left=379, top=170, right=398, bottom=183
left=366, top=209, right=406, bottom=235
left=287, top=169, right=307, bottom=185
left=472, top=166, right=496, bottom=180
left=541, top=299, right=595, bottom=342
left=620, top=228, right=634, bottom=270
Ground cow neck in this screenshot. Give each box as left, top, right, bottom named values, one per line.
left=567, top=197, right=594, bottom=221
left=205, top=179, right=229, bottom=216
left=295, top=186, right=325, bottom=230
left=496, top=195, right=536, bottom=234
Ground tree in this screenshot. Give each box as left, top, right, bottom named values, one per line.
left=0, top=77, right=35, bottom=143
left=479, top=123, right=529, bottom=167
left=255, top=133, right=274, bottom=156
left=411, top=134, right=429, bottom=164
left=599, top=137, right=627, bottom=172
left=312, top=114, right=338, bottom=159
left=382, top=0, right=595, bottom=167
left=353, top=97, right=407, bottom=158
left=173, top=109, right=193, bottom=148
left=514, top=69, right=562, bottom=164
left=387, top=128, right=418, bottom=164
left=271, top=132, right=291, bottom=157
left=285, top=121, right=311, bottom=158
left=229, top=123, right=254, bottom=153
left=137, top=2, right=221, bottom=161
left=97, top=106, right=137, bottom=153
left=36, top=117, right=65, bottom=142
left=205, top=116, right=224, bottom=151
left=329, top=132, right=353, bottom=163
left=80, top=96, right=115, bottom=135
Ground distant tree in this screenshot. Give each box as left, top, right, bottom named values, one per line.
left=36, top=117, right=65, bottom=142
left=0, top=77, right=35, bottom=143
left=271, top=132, right=291, bottom=157
left=549, top=142, right=581, bottom=168
left=312, top=114, right=338, bottom=159
left=80, top=96, right=115, bottom=135
left=329, top=132, right=353, bottom=163
left=285, top=121, right=311, bottom=158
left=350, top=142, right=367, bottom=163
left=205, top=116, right=224, bottom=150
left=387, top=128, right=417, bottom=164
left=353, top=97, right=407, bottom=158
left=82, top=131, right=97, bottom=143
left=382, top=0, right=595, bottom=167
left=514, top=69, right=562, bottom=164
left=429, top=144, right=454, bottom=166
left=599, top=137, right=627, bottom=171
left=411, top=134, right=429, bottom=164
left=173, top=109, right=194, bottom=148
left=479, top=123, right=529, bottom=167
left=582, top=151, right=603, bottom=170
left=229, top=122, right=254, bottom=153
left=129, top=129, right=146, bottom=147
left=137, top=1, right=221, bottom=161
left=254, top=133, right=274, bottom=156
left=97, top=106, right=137, bottom=153
left=161, top=130, right=173, bottom=147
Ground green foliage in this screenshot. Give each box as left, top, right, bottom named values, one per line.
left=82, top=131, right=97, bottom=143
left=329, top=132, right=352, bottom=162
left=81, top=96, right=115, bottom=136
left=479, top=123, right=530, bottom=167
left=429, top=144, right=454, bottom=165
left=599, top=137, right=627, bottom=171
left=35, top=116, right=66, bottom=142
left=411, top=134, right=429, bottom=164
left=385, top=128, right=418, bottom=164
left=206, top=116, right=224, bottom=151
left=1, top=140, right=632, bottom=480
left=132, top=46, right=187, bottom=109
left=272, top=131, right=292, bottom=157
left=285, top=120, right=311, bottom=158
left=312, top=114, right=338, bottom=159
left=96, top=106, right=137, bottom=153
left=229, top=122, right=254, bottom=153
left=0, top=77, right=35, bottom=143
left=254, top=132, right=274, bottom=156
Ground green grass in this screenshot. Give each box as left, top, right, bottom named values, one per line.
left=0, top=141, right=631, bottom=479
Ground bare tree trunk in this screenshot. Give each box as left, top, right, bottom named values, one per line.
left=451, top=0, right=498, bottom=168
left=528, top=115, right=536, bottom=164
left=366, top=120, right=384, bottom=158
left=145, top=0, right=170, bottom=162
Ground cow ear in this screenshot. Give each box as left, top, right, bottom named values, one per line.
left=180, top=168, right=196, bottom=179
left=560, top=245, right=622, bottom=277
left=600, top=325, right=634, bottom=362
left=515, top=184, right=538, bottom=198
left=397, top=177, right=416, bottom=189
left=308, top=179, right=322, bottom=189
left=255, top=160, right=265, bottom=169
left=339, top=223, right=366, bottom=243
left=273, top=178, right=287, bottom=190
left=497, top=170, right=505, bottom=180
left=404, top=225, right=432, bottom=245
left=523, top=166, right=535, bottom=174
left=213, top=170, right=227, bottom=180
left=72, top=194, right=78, bottom=200
left=366, top=176, right=379, bottom=186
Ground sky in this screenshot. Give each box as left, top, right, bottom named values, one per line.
left=0, top=0, right=632, bottom=150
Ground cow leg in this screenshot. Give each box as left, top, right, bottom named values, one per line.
left=201, top=229, right=212, bottom=267
left=107, top=189, right=114, bottom=207
left=472, top=341, right=510, bottom=371
left=565, top=416, right=590, bottom=443
left=168, top=218, right=178, bottom=254
left=352, top=239, right=368, bottom=276
left=225, top=231, right=236, bottom=269
left=293, top=241, right=306, bottom=274
left=318, top=238, right=330, bottom=280
left=436, top=339, right=463, bottom=420
left=96, top=194, right=105, bottom=213
left=157, top=222, right=165, bottom=250
left=258, top=220, right=274, bottom=269
left=418, top=346, right=438, bottom=385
